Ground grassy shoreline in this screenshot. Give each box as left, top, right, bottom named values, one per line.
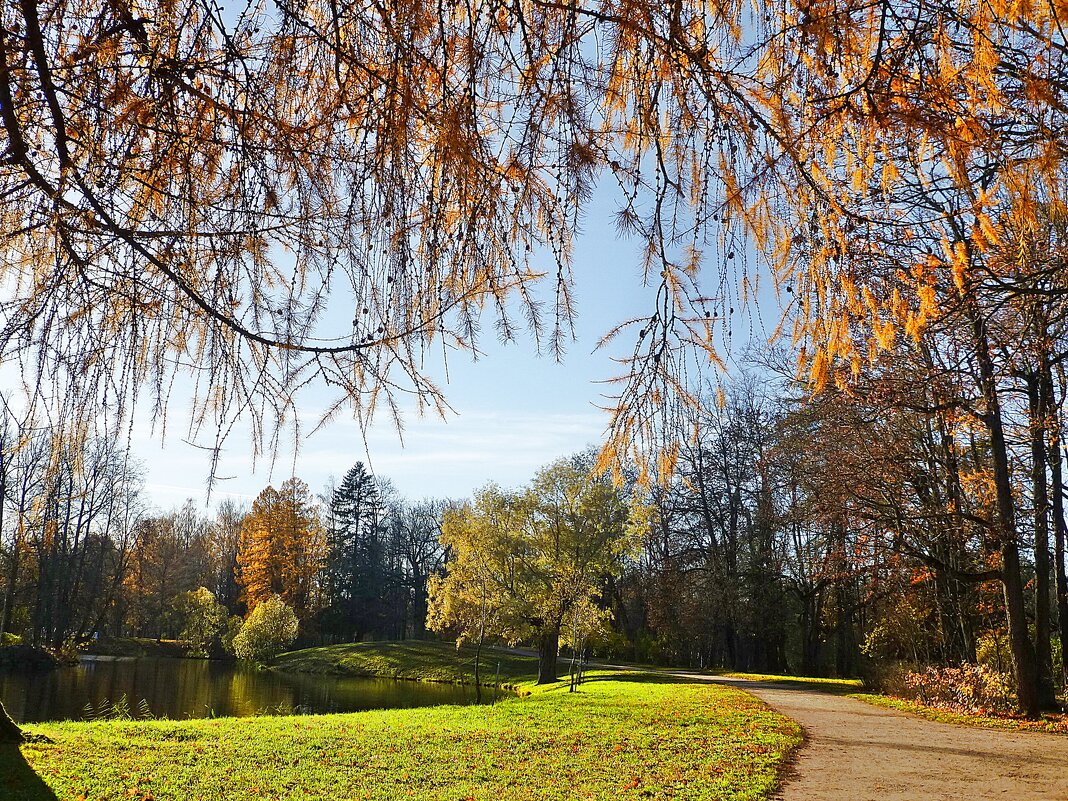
left=272, top=641, right=541, bottom=692
left=6, top=642, right=803, bottom=801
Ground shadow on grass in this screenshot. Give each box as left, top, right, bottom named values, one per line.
left=0, top=744, right=58, bottom=801
left=572, top=671, right=709, bottom=686
left=712, top=675, right=864, bottom=696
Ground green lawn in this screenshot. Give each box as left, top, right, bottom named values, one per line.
left=273, top=640, right=543, bottom=690
left=7, top=672, right=800, bottom=801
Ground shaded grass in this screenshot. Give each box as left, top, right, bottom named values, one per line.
left=273, top=641, right=542, bottom=691
left=11, top=675, right=801, bottom=801
left=0, top=744, right=57, bottom=801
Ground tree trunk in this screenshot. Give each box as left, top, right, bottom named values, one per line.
left=799, top=593, right=821, bottom=676
left=1027, top=374, right=1056, bottom=708
left=999, top=520, right=1041, bottom=717
left=0, top=450, right=7, bottom=641
left=0, top=701, right=22, bottom=743
left=970, top=306, right=1040, bottom=717
left=1048, top=371, right=1068, bottom=689
left=473, top=607, right=485, bottom=704
left=0, top=543, right=18, bottom=639
left=1055, top=443, right=1068, bottom=687
left=536, top=625, right=560, bottom=684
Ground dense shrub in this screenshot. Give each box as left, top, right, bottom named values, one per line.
left=0, top=644, right=61, bottom=670
left=232, top=596, right=299, bottom=663
left=975, top=631, right=1013, bottom=673
left=858, top=660, right=912, bottom=695
left=901, top=664, right=1016, bottom=715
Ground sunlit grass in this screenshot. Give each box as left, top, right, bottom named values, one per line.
left=273, top=640, right=542, bottom=691
left=9, top=674, right=800, bottom=801
left=722, top=672, right=864, bottom=692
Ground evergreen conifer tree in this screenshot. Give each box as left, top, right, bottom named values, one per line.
left=323, top=463, right=385, bottom=640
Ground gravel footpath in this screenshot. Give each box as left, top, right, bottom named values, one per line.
left=694, top=674, right=1068, bottom=801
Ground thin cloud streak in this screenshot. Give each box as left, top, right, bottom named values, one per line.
left=133, top=407, right=608, bottom=508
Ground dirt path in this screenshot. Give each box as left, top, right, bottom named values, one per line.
left=695, top=675, right=1068, bottom=800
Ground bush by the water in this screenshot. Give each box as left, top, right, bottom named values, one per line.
left=171, top=587, right=228, bottom=657
left=221, top=615, right=243, bottom=655
left=232, top=596, right=298, bottom=663
left=0, top=644, right=63, bottom=671
left=887, top=663, right=1016, bottom=715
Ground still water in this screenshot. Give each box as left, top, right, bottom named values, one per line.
left=0, top=657, right=501, bottom=723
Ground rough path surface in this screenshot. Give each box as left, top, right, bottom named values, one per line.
left=693, top=674, right=1068, bottom=801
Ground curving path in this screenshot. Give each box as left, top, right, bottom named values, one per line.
left=689, top=674, right=1068, bottom=801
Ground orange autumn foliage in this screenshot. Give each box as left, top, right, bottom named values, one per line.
left=236, top=478, right=325, bottom=621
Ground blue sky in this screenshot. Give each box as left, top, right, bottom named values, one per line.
left=133, top=189, right=780, bottom=511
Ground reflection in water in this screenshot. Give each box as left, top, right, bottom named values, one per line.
left=0, top=657, right=500, bottom=723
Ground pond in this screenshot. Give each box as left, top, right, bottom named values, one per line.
left=0, top=656, right=505, bottom=723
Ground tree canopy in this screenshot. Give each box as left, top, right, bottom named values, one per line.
left=3, top=0, right=1068, bottom=730
left=10, top=0, right=1065, bottom=476
left=428, top=456, right=637, bottom=683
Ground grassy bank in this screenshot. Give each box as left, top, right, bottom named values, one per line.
left=8, top=673, right=800, bottom=801
left=273, top=640, right=541, bottom=690
left=726, top=670, right=1068, bottom=734
left=849, top=692, right=1068, bottom=734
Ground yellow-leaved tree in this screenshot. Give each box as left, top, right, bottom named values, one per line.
left=236, top=478, right=325, bottom=623
left=428, top=457, right=638, bottom=684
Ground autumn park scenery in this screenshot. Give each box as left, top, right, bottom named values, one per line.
left=4, top=0, right=1068, bottom=799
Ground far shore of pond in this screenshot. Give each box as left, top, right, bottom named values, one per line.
left=1, top=646, right=513, bottom=724
left=271, top=640, right=547, bottom=692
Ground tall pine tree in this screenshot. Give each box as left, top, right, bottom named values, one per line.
left=323, top=463, right=387, bottom=640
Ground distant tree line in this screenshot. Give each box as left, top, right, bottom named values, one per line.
left=233, top=465, right=449, bottom=644
left=0, top=417, right=144, bottom=649
left=0, top=410, right=447, bottom=651
left=605, top=360, right=1068, bottom=717
left=5, top=343, right=1067, bottom=718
